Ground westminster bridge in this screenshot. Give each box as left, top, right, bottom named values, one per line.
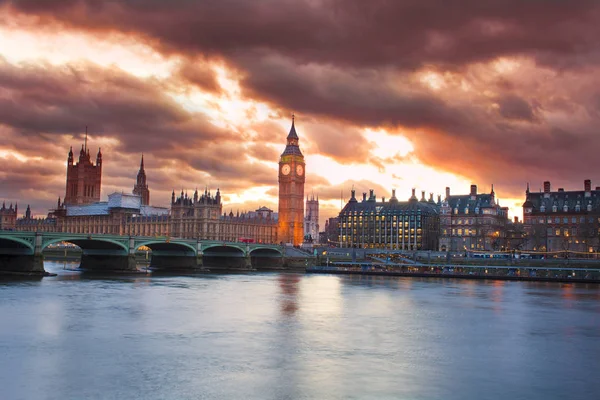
left=0, top=231, right=287, bottom=274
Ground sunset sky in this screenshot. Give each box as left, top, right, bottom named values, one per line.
left=2, top=0, right=600, bottom=225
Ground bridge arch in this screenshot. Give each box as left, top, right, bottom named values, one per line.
left=249, top=247, right=284, bottom=257
left=202, top=244, right=246, bottom=255
left=42, top=237, right=128, bottom=254
left=135, top=241, right=197, bottom=255
left=0, top=236, right=35, bottom=255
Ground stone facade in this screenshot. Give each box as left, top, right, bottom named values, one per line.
left=132, top=155, right=150, bottom=205
left=278, top=116, right=305, bottom=245
left=439, top=185, right=509, bottom=252
left=522, top=180, right=600, bottom=253
left=338, top=188, right=440, bottom=250
left=64, top=138, right=102, bottom=205
left=0, top=202, right=17, bottom=230
left=169, top=189, right=278, bottom=242
left=304, top=194, right=319, bottom=243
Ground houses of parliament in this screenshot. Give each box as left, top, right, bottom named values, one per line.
left=2, top=119, right=308, bottom=245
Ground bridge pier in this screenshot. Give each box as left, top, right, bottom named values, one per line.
left=149, top=254, right=206, bottom=271
left=0, top=254, right=45, bottom=275
left=79, top=253, right=137, bottom=272
left=0, top=232, right=47, bottom=276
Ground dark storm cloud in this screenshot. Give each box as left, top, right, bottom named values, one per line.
left=0, top=58, right=230, bottom=153
left=497, top=95, right=535, bottom=121
left=4, top=0, right=600, bottom=204
left=4, top=0, right=600, bottom=69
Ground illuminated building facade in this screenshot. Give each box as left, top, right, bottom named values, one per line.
left=278, top=116, right=305, bottom=245
left=338, top=189, right=440, bottom=250
left=439, top=184, right=509, bottom=252
left=522, top=180, right=600, bottom=253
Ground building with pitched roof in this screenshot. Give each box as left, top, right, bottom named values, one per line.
left=522, top=180, right=600, bottom=253
left=338, top=188, right=440, bottom=250
left=0, top=202, right=17, bottom=230
left=439, top=184, right=509, bottom=252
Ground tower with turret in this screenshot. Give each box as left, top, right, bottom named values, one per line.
left=278, top=116, right=305, bottom=245
left=64, top=129, right=102, bottom=205
left=304, top=193, right=319, bottom=243
left=133, top=155, right=150, bottom=205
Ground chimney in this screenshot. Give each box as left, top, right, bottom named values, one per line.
left=585, top=179, right=591, bottom=192
left=382, top=197, right=385, bottom=202
left=514, top=216, right=519, bottom=224
left=470, top=184, right=477, bottom=196
left=411, top=188, right=417, bottom=200
left=351, top=189, right=356, bottom=199
left=421, top=190, right=426, bottom=201
left=558, top=188, right=564, bottom=192
left=369, top=189, right=374, bottom=200
left=543, top=181, right=551, bottom=193
left=362, top=192, right=367, bottom=202
left=391, top=189, right=396, bottom=198
left=445, top=187, right=450, bottom=199
left=437, top=194, right=441, bottom=204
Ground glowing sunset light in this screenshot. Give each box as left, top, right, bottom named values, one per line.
left=1, top=0, right=600, bottom=229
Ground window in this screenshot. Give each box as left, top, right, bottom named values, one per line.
left=555, top=229, right=561, bottom=236
left=563, top=218, right=568, bottom=224
left=555, top=217, right=560, bottom=223
left=572, top=217, right=577, bottom=224
left=552, top=205, right=557, bottom=212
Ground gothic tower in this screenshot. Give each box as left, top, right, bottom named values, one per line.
left=304, top=193, right=319, bottom=243
left=278, top=116, right=305, bottom=245
left=133, top=155, right=150, bottom=205
left=64, top=130, right=102, bottom=205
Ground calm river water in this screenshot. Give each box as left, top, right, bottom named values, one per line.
left=1, top=261, right=600, bottom=400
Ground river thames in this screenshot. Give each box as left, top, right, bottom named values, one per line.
left=1, top=261, right=599, bottom=400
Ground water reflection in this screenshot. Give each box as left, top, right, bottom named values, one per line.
left=0, top=262, right=599, bottom=399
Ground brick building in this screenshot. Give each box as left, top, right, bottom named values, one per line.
left=439, top=184, right=509, bottom=252
left=522, top=180, right=600, bottom=253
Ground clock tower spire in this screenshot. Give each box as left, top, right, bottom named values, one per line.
left=278, top=115, right=305, bottom=245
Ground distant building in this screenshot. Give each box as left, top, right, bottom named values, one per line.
left=64, top=135, right=102, bottom=205
left=0, top=202, right=17, bottom=230
left=132, top=155, right=150, bottom=205
left=338, top=188, right=440, bottom=250
left=16, top=205, right=57, bottom=232
left=320, top=217, right=339, bottom=245
left=304, top=194, right=319, bottom=243
left=169, top=189, right=278, bottom=243
left=522, top=180, right=600, bottom=253
left=439, top=184, right=509, bottom=252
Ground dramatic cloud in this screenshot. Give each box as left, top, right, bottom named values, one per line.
left=3, top=0, right=600, bottom=222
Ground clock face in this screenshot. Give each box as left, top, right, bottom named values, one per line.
left=296, top=165, right=304, bottom=176
left=281, top=164, right=291, bottom=175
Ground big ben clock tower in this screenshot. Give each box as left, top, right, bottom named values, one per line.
left=278, top=115, right=305, bottom=245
